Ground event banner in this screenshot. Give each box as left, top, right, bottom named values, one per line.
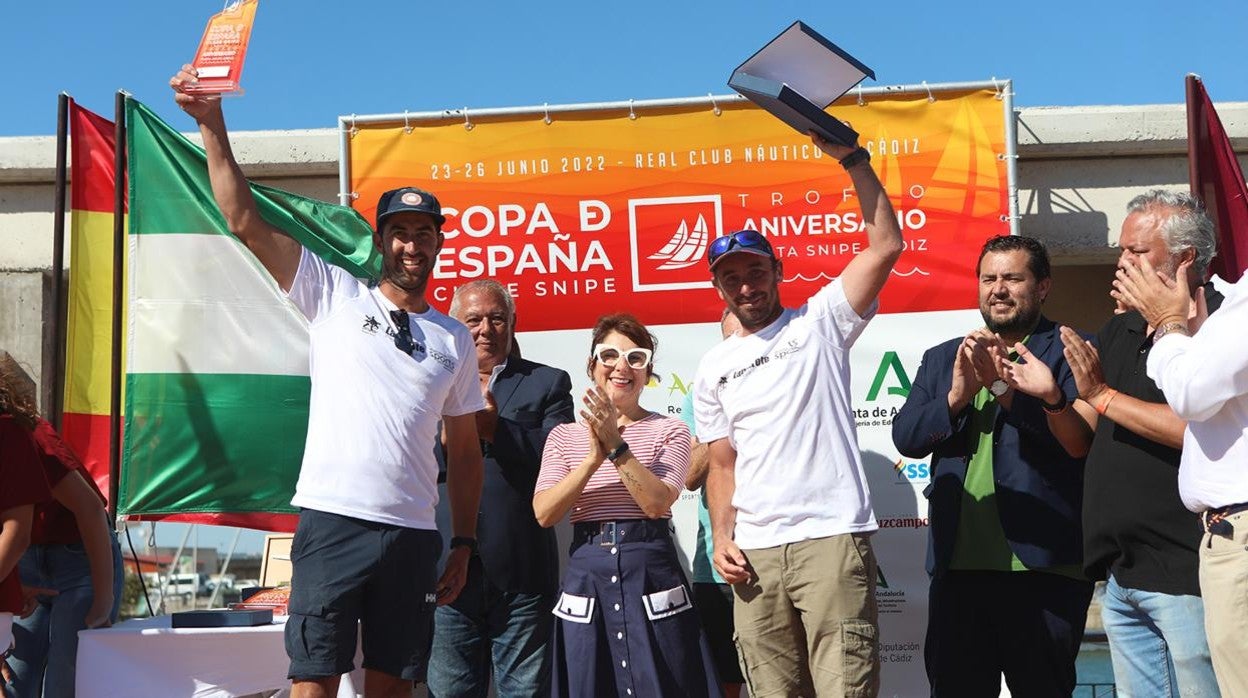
left=350, top=88, right=1007, bottom=697
left=348, top=89, right=1006, bottom=328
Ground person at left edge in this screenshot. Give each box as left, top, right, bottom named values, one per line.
left=428, top=280, right=574, bottom=698
left=172, top=65, right=484, bottom=698
left=5, top=413, right=123, bottom=698
left=0, top=359, right=53, bottom=674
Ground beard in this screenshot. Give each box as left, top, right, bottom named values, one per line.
left=383, top=253, right=433, bottom=294
left=982, top=304, right=1041, bottom=336
left=729, top=296, right=782, bottom=331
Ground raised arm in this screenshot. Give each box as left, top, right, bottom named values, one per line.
left=170, top=64, right=301, bottom=290
left=1000, top=342, right=1094, bottom=458
left=812, top=133, right=905, bottom=316
left=581, top=387, right=680, bottom=518
left=1060, top=326, right=1185, bottom=449
left=1145, top=284, right=1248, bottom=422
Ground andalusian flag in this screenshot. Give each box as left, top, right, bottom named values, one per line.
left=62, top=100, right=122, bottom=496
left=117, top=97, right=379, bottom=529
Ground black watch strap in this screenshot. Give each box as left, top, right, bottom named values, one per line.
left=1041, top=391, right=1069, bottom=414
left=839, top=146, right=871, bottom=169
left=450, top=536, right=478, bottom=554
left=606, top=441, right=630, bottom=463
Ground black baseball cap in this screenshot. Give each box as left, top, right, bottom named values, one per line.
left=376, top=187, right=446, bottom=229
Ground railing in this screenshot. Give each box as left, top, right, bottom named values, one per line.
left=1074, top=683, right=1116, bottom=697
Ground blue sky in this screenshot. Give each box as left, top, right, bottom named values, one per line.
left=11, top=1, right=1248, bottom=554
left=6, top=0, right=1248, bottom=138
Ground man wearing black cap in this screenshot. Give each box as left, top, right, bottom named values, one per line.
left=692, top=133, right=903, bottom=697
left=172, top=65, right=484, bottom=698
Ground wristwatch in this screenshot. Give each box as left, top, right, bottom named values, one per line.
left=450, top=536, right=478, bottom=555
left=989, top=379, right=1010, bottom=397
left=1041, top=391, right=1069, bottom=414
left=606, top=441, right=631, bottom=463
left=839, top=146, right=871, bottom=170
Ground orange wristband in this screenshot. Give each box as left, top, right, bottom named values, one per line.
left=1095, top=388, right=1119, bottom=416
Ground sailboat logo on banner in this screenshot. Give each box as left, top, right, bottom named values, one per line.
left=628, top=194, right=722, bottom=292
left=649, top=215, right=710, bottom=270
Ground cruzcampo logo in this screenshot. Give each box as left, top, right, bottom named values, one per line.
left=866, top=351, right=912, bottom=401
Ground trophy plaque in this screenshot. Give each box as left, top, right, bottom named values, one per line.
left=730, top=22, right=875, bottom=147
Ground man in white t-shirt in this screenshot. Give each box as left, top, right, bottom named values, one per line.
left=693, top=133, right=903, bottom=697
left=172, top=66, right=484, bottom=698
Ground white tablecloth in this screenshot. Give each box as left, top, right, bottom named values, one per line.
left=76, top=615, right=364, bottom=698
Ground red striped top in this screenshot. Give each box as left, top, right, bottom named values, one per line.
left=536, top=413, right=691, bottom=523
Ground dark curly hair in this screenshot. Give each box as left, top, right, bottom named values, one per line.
left=976, top=235, right=1051, bottom=281
left=0, top=353, right=39, bottom=432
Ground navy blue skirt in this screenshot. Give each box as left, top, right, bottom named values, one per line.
left=550, top=519, right=720, bottom=697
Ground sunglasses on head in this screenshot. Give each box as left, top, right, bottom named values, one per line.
left=391, top=309, right=417, bottom=355
left=707, top=230, right=773, bottom=268
left=593, top=343, right=653, bottom=370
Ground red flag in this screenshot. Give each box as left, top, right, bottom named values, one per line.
left=1187, top=74, right=1248, bottom=283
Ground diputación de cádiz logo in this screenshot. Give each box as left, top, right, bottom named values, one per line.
left=628, top=195, right=722, bottom=292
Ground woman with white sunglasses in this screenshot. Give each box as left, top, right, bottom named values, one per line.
left=534, top=313, right=719, bottom=697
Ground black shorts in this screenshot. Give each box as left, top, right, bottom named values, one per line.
left=694, top=582, right=744, bottom=685
left=285, top=508, right=442, bottom=681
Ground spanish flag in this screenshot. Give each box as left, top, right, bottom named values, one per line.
left=61, top=99, right=121, bottom=497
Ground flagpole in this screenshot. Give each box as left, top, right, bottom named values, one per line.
left=1185, top=74, right=1201, bottom=198
left=108, top=91, right=127, bottom=527
left=50, top=93, right=70, bottom=429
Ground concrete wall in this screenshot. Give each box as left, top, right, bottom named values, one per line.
left=2, top=102, right=1246, bottom=408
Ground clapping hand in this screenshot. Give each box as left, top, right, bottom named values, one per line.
left=1112, top=257, right=1192, bottom=329
left=580, top=386, right=623, bottom=454
left=998, top=342, right=1062, bottom=405
left=1059, top=326, right=1108, bottom=402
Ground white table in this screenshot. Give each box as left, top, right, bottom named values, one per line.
left=76, top=615, right=364, bottom=698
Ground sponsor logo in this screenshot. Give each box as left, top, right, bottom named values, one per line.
left=362, top=315, right=381, bottom=335
left=428, top=347, right=456, bottom=373
left=866, top=351, right=912, bottom=401
left=401, top=192, right=424, bottom=206
left=384, top=327, right=427, bottom=356
left=424, top=592, right=438, bottom=604
left=716, top=338, right=803, bottom=389
left=877, top=516, right=930, bottom=528
left=628, top=195, right=722, bottom=292
left=893, top=458, right=930, bottom=482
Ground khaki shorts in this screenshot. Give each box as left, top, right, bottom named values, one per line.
left=732, top=532, right=879, bottom=697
